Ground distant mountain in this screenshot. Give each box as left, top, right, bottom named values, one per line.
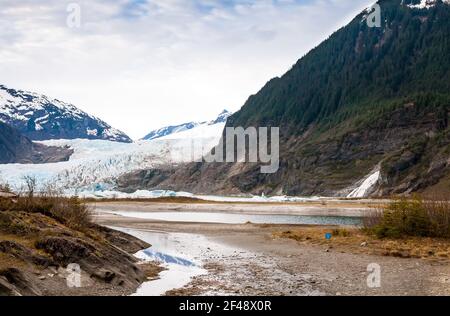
left=124, top=0, right=450, bottom=197
left=211, top=110, right=233, bottom=124
left=0, top=121, right=73, bottom=164
left=142, top=110, right=231, bottom=141
left=0, top=85, right=132, bottom=143
left=143, top=122, right=199, bottom=141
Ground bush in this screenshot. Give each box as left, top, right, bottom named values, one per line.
left=0, top=177, right=11, bottom=193
left=0, top=183, right=11, bottom=193
left=0, top=189, right=91, bottom=232
left=364, top=195, right=450, bottom=239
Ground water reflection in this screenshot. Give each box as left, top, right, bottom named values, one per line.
left=110, top=211, right=362, bottom=226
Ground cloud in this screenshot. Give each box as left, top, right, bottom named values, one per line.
left=0, top=0, right=372, bottom=139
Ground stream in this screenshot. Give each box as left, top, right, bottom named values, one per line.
left=110, top=227, right=239, bottom=296
left=109, top=210, right=362, bottom=295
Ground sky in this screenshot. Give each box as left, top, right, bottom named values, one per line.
left=0, top=0, right=373, bottom=139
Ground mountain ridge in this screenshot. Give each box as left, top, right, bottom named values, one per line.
left=0, top=85, right=131, bottom=143
left=142, top=110, right=231, bottom=141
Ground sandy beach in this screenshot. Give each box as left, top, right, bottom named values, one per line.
left=92, top=201, right=450, bottom=296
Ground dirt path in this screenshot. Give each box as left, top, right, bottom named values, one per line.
left=93, top=204, right=450, bottom=296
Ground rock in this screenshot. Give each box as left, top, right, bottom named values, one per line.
left=0, top=268, right=42, bottom=296
left=35, top=235, right=146, bottom=288
left=38, top=276, right=46, bottom=280
left=92, top=269, right=116, bottom=283
left=35, top=236, right=94, bottom=266
left=48, top=266, right=58, bottom=274
left=92, top=225, right=150, bottom=254
left=0, top=277, right=21, bottom=296
left=0, top=240, right=54, bottom=267
left=389, top=250, right=411, bottom=258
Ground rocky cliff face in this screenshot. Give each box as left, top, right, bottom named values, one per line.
left=0, top=121, right=73, bottom=164
left=117, top=0, right=450, bottom=197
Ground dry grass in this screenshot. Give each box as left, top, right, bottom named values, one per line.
left=0, top=193, right=92, bottom=233
left=0, top=252, right=28, bottom=271
left=0, top=230, right=46, bottom=273
left=274, top=227, right=450, bottom=260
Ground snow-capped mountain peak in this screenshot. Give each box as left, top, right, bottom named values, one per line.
left=0, top=84, right=131, bottom=143
left=142, top=109, right=232, bottom=141
left=142, top=122, right=200, bottom=141
left=211, top=109, right=232, bottom=124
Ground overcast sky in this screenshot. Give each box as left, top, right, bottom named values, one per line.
left=0, top=0, right=372, bottom=139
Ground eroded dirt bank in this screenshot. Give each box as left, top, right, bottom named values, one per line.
left=0, top=210, right=161, bottom=296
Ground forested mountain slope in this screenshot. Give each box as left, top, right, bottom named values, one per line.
left=119, top=0, right=450, bottom=197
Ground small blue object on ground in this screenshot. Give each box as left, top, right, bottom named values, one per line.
left=325, top=233, right=332, bottom=240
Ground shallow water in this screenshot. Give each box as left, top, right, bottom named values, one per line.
left=110, top=227, right=238, bottom=296
left=107, top=209, right=362, bottom=295
left=110, top=211, right=362, bottom=226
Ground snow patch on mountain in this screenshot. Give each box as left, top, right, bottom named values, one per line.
left=0, top=84, right=131, bottom=143
left=142, top=110, right=231, bottom=140
left=142, top=122, right=200, bottom=141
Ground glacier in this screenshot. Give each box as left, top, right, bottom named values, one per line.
left=0, top=122, right=226, bottom=193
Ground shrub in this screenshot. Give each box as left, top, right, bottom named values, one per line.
left=364, top=195, right=450, bottom=239
left=0, top=176, right=11, bottom=193
left=0, top=183, right=11, bottom=193
left=0, top=188, right=91, bottom=232
left=49, top=197, right=92, bottom=231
